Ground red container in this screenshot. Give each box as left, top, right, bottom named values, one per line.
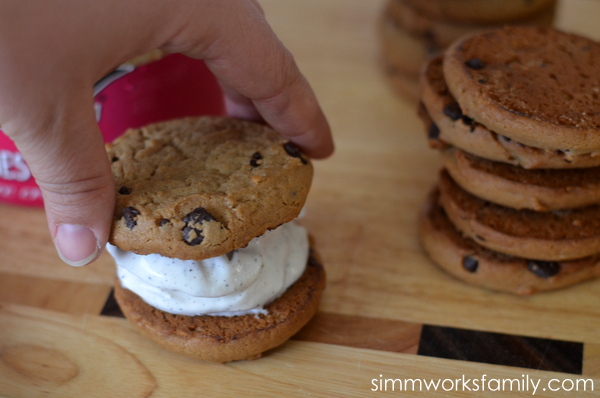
left=0, top=54, right=224, bottom=207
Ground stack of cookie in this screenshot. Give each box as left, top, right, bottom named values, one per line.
left=379, top=0, right=556, bottom=101
left=418, top=26, right=600, bottom=295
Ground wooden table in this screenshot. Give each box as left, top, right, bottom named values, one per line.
left=2, top=1, right=599, bottom=396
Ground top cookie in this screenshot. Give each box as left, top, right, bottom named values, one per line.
left=443, top=27, right=600, bottom=152
left=107, top=116, right=313, bottom=260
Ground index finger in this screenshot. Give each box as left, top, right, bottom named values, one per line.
left=162, top=1, right=334, bottom=158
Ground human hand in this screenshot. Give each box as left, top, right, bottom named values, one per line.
left=0, top=0, right=333, bottom=267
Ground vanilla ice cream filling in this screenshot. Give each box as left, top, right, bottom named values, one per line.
left=106, top=221, right=308, bottom=317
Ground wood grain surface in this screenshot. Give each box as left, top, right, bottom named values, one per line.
left=1, top=1, right=600, bottom=397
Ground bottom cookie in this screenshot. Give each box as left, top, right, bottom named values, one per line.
left=419, top=188, right=600, bottom=295
left=114, top=251, right=326, bottom=362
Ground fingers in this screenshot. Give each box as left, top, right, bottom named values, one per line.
left=163, top=0, right=334, bottom=159
left=0, top=0, right=332, bottom=270
left=251, top=71, right=335, bottom=159
left=220, top=83, right=262, bottom=122
left=5, top=96, right=114, bottom=267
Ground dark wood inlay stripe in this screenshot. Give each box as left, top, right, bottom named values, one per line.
left=418, top=325, right=583, bottom=375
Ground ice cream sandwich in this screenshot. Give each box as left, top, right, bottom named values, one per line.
left=105, top=116, right=325, bottom=362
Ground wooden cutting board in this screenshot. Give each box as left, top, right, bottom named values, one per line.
left=2, top=1, right=600, bottom=396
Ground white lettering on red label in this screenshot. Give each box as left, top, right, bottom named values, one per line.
left=0, top=150, right=31, bottom=182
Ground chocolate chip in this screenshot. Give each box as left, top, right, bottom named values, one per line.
left=461, top=115, right=476, bottom=132
left=283, top=142, right=308, bottom=165
left=183, top=226, right=204, bottom=246
left=250, top=151, right=262, bottom=167
left=527, top=260, right=560, bottom=278
left=122, top=207, right=140, bottom=229
left=159, top=219, right=170, bottom=226
left=111, top=156, right=119, bottom=162
left=443, top=103, right=463, bottom=121
left=182, top=207, right=216, bottom=246
left=465, top=58, right=484, bottom=70
left=477, top=79, right=487, bottom=84
left=183, top=207, right=216, bottom=225
left=462, top=256, right=478, bottom=273
left=428, top=122, right=440, bottom=140
left=118, top=186, right=130, bottom=195
left=283, top=142, right=301, bottom=157
left=225, top=251, right=236, bottom=261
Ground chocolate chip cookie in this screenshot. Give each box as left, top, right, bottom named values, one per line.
left=379, top=0, right=556, bottom=102
left=438, top=170, right=600, bottom=262
left=419, top=55, right=600, bottom=168
left=403, top=0, right=557, bottom=24
left=419, top=188, right=600, bottom=295
left=442, top=147, right=600, bottom=211
left=443, top=27, right=600, bottom=152
left=107, top=116, right=313, bottom=260
left=389, top=0, right=555, bottom=49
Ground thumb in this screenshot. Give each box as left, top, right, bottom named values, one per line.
left=6, top=97, right=114, bottom=267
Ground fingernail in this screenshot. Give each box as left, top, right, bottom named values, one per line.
left=54, top=224, right=99, bottom=267
left=224, top=97, right=262, bottom=121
